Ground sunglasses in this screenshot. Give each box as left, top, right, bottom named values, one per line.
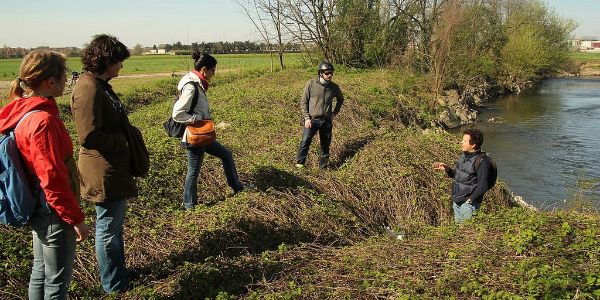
left=322, top=72, right=333, bottom=75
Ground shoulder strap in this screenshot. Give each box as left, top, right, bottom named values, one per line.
left=182, top=81, right=199, bottom=115
left=13, top=110, right=42, bottom=132
left=473, top=152, right=486, bottom=170
left=8, top=109, right=48, bottom=209
left=101, top=87, right=131, bottom=127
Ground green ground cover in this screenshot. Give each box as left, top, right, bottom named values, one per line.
left=1, top=58, right=599, bottom=299
left=569, top=51, right=600, bottom=63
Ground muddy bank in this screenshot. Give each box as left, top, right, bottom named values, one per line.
left=579, top=62, right=600, bottom=76
left=434, top=78, right=535, bottom=128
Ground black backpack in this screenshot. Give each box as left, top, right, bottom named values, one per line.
left=474, top=152, right=497, bottom=190
left=163, top=81, right=199, bottom=138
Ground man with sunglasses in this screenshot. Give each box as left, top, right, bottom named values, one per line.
left=296, top=61, right=344, bottom=169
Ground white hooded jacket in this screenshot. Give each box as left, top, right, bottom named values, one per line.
left=172, top=71, right=212, bottom=142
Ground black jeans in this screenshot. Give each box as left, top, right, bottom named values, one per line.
left=296, top=119, right=332, bottom=167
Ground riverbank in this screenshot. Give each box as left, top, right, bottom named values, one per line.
left=1, top=65, right=596, bottom=299
left=579, top=62, right=600, bottom=76
left=568, top=51, right=600, bottom=76
left=0, top=66, right=522, bottom=298
left=436, top=52, right=600, bottom=129
left=435, top=77, right=537, bottom=128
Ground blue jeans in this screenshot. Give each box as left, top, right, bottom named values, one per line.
left=28, top=206, right=76, bottom=300
left=95, top=199, right=128, bottom=293
left=453, top=201, right=481, bottom=223
left=296, top=119, right=333, bottom=168
left=184, top=140, right=243, bottom=209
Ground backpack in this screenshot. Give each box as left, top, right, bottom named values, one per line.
left=0, top=111, right=42, bottom=227
left=163, top=81, right=199, bottom=138
left=474, top=152, right=497, bottom=191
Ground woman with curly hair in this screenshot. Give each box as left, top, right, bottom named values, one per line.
left=71, top=34, right=133, bottom=293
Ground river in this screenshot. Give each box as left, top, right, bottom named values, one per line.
left=474, top=77, right=600, bottom=210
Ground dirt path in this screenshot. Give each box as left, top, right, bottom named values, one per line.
left=0, top=68, right=241, bottom=87
left=0, top=80, right=11, bottom=90
left=116, top=72, right=178, bottom=79
left=0, top=69, right=242, bottom=96
left=0, top=73, right=177, bottom=95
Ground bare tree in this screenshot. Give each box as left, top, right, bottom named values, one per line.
left=385, top=0, right=447, bottom=71
left=236, top=0, right=288, bottom=70
left=132, top=43, right=144, bottom=55
left=281, top=0, right=337, bottom=62
left=263, top=0, right=287, bottom=69
left=428, top=0, right=461, bottom=95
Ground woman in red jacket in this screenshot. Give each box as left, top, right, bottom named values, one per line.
left=0, top=50, right=90, bottom=299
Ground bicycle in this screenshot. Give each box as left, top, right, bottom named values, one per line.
left=65, top=71, right=79, bottom=93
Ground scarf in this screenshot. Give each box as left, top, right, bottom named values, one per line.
left=192, top=70, right=209, bottom=91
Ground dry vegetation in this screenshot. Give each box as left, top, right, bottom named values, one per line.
left=2, top=64, right=598, bottom=300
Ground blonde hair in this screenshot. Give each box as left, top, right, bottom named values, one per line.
left=8, top=50, right=67, bottom=100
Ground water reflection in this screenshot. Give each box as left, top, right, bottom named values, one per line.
left=492, top=91, right=557, bottom=123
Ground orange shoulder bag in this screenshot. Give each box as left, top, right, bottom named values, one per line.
left=186, top=120, right=216, bottom=146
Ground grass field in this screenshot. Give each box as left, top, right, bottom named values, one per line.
left=0, top=53, right=307, bottom=106
left=0, top=53, right=306, bottom=81
left=2, top=55, right=600, bottom=299
left=569, top=51, right=600, bottom=63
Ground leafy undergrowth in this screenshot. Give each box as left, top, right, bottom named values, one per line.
left=246, top=209, right=600, bottom=299
left=0, top=67, right=564, bottom=299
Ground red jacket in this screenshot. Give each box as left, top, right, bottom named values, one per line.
left=0, top=96, right=84, bottom=225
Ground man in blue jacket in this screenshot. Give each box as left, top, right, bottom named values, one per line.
left=433, top=128, right=491, bottom=223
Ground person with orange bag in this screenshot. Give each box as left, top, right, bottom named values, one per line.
left=172, top=51, right=245, bottom=210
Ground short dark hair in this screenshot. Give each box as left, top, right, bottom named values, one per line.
left=81, top=34, right=130, bottom=74
left=192, top=51, right=217, bottom=71
left=463, top=128, right=483, bottom=150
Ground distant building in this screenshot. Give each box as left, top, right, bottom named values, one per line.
left=0, top=47, right=29, bottom=58
left=0, top=46, right=82, bottom=58
left=573, top=36, right=600, bottom=51
left=145, top=49, right=167, bottom=55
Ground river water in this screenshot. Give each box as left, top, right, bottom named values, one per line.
left=474, top=77, right=600, bottom=209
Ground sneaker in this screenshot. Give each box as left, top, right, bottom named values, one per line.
left=233, top=183, right=256, bottom=195
left=295, top=164, right=305, bottom=169
left=182, top=202, right=196, bottom=210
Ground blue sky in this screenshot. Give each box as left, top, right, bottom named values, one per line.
left=0, top=0, right=598, bottom=48
left=547, top=0, right=600, bottom=38
left=1, top=0, right=258, bottom=48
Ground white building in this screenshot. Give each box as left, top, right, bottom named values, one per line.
left=573, top=37, right=600, bottom=51
left=146, top=49, right=167, bottom=54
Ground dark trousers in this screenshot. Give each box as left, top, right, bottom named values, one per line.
left=296, top=119, right=332, bottom=168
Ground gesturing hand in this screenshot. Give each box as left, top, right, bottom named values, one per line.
left=432, top=162, right=449, bottom=171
